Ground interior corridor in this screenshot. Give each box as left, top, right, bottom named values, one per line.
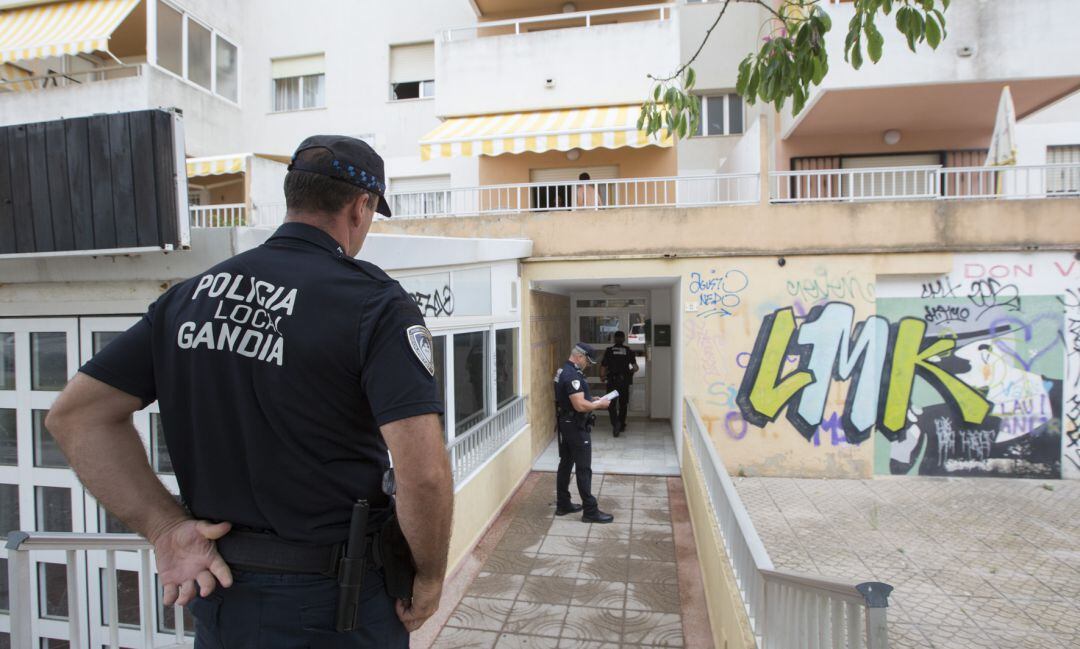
left=416, top=472, right=712, bottom=649
left=532, top=418, right=680, bottom=476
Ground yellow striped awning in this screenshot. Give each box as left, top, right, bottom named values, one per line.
left=0, top=0, right=140, bottom=64
left=0, top=61, right=34, bottom=91
left=187, top=155, right=247, bottom=178
left=420, top=105, right=673, bottom=161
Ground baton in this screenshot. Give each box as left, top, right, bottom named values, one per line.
left=335, top=499, right=370, bottom=632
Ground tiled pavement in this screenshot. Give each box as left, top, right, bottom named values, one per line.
left=534, top=419, right=680, bottom=476
left=428, top=472, right=704, bottom=649
left=734, top=476, right=1080, bottom=649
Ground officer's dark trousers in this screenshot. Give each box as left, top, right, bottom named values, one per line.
left=556, top=421, right=598, bottom=515
left=606, top=378, right=631, bottom=432
left=189, top=562, right=407, bottom=649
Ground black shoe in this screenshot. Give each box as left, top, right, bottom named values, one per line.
left=613, top=428, right=620, bottom=438
left=555, top=503, right=583, bottom=516
left=582, top=510, right=614, bottom=524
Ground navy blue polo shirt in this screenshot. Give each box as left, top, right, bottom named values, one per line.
left=554, top=360, right=590, bottom=412
left=80, top=222, right=443, bottom=545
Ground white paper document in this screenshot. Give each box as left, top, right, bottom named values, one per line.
left=601, top=390, right=619, bottom=401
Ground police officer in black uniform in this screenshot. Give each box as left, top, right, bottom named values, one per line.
left=46, top=136, right=454, bottom=648
left=600, top=331, right=639, bottom=437
left=554, top=343, right=615, bottom=523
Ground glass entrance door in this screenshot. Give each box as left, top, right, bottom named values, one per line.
left=571, top=296, right=648, bottom=416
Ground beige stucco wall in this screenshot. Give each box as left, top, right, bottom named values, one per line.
left=527, top=290, right=571, bottom=459
left=478, top=145, right=677, bottom=186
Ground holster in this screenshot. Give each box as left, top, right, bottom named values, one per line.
left=378, top=512, right=416, bottom=600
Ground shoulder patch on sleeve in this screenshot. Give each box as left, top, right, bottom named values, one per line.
left=571, top=379, right=581, bottom=390
left=406, top=325, right=435, bottom=376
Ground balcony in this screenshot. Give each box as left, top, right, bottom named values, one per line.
left=435, top=3, right=680, bottom=117
left=781, top=0, right=1080, bottom=143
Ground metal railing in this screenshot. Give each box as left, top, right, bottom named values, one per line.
left=0, top=62, right=142, bottom=92
left=448, top=395, right=528, bottom=485
left=683, top=398, right=891, bottom=649
left=442, top=3, right=675, bottom=41
left=388, top=174, right=760, bottom=219
left=5, top=531, right=192, bottom=649
left=771, top=163, right=1080, bottom=203
left=189, top=204, right=246, bottom=228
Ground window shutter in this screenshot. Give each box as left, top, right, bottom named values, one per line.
left=271, top=53, right=324, bottom=79
left=390, top=43, right=435, bottom=83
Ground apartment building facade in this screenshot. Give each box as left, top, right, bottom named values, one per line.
left=2, top=0, right=1080, bottom=647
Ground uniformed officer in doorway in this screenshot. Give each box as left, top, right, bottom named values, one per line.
left=554, top=343, right=615, bottom=523
left=45, top=136, right=453, bottom=648
left=600, top=331, right=639, bottom=437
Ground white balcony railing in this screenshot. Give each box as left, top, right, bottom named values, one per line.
left=0, top=63, right=143, bottom=92
left=189, top=204, right=246, bottom=228
left=771, top=163, right=1080, bottom=203
left=441, top=3, right=675, bottom=41
left=683, top=398, right=892, bottom=649
left=448, top=396, right=527, bottom=485
left=388, top=174, right=761, bottom=219
left=5, top=532, right=192, bottom=649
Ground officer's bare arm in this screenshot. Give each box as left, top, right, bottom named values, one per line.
left=46, top=373, right=233, bottom=605
left=381, top=413, right=453, bottom=630
left=570, top=392, right=609, bottom=412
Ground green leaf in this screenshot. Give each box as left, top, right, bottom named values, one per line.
left=942, top=0, right=950, bottom=9
left=925, top=15, right=941, bottom=48
left=653, top=84, right=661, bottom=101
left=867, top=26, right=884, bottom=62
left=882, top=0, right=893, bottom=14
left=685, top=67, right=696, bottom=91
left=792, top=85, right=806, bottom=115
left=815, top=6, right=832, bottom=31
left=812, top=56, right=826, bottom=85
left=851, top=35, right=864, bottom=69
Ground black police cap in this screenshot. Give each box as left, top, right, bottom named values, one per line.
left=288, top=135, right=393, bottom=217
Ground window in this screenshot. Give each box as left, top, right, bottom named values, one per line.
left=40, top=640, right=68, bottom=649
left=30, top=332, right=66, bottom=390
left=390, top=43, right=435, bottom=100
left=496, top=329, right=518, bottom=407
left=388, top=175, right=450, bottom=218
left=151, top=413, right=173, bottom=474
left=92, top=331, right=122, bottom=355
left=0, top=409, right=14, bottom=465
left=157, top=576, right=195, bottom=636
left=36, top=486, right=71, bottom=532
left=272, top=54, right=325, bottom=111
left=0, top=558, right=8, bottom=612
left=454, top=331, right=488, bottom=432
left=215, top=35, right=239, bottom=102
left=155, top=1, right=238, bottom=102
left=432, top=336, right=447, bottom=441
left=1048, top=144, right=1080, bottom=194
left=100, top=505, right=131, bottom=534
left=33, top=410, right=67, bottom=468
left=38, top=562, right=68, bottom=619
left=695, top=93, right=744, bottom=136
left=101, top=568, right=140, bottom=627
left=0, top=484, right=18, bottom=537
left=0, top=332, right=13, bottom=389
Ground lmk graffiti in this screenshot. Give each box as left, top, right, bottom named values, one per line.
left=736, top=302, right=992, bottom=444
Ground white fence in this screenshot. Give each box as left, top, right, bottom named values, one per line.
left=5, top=532, right=192, bottom=649
left=683, top=398, right=891, bottom=649
left=771, top=163, right=1080, bottom=203
left=189, top=204, right=246, bottom=228
left=448, top=396, right=528, bottom=486
left=388, top=174, right=760, bottom=219
left=442, top=2, right=675, bottom=41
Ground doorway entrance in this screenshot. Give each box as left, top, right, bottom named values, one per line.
left=571, top=293, right=648, bottom=417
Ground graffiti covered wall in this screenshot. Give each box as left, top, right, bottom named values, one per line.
left=681, top=252, right=1078, bottom=480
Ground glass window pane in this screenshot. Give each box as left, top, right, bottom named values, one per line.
left=30, top=332, right=67, bottom=390
left=421, top=79, right=436, bottom=98
left=38, top=562, right=68, bottom=619
left=432, top=336, right=447, bottom=442
left=392, top=81, right=420, bottom=100
left=301, top=73, right=324, bottom=108
left=92, top=331, right=123, bottom=355
left=36, top=486, right=71, bottom=532
left=157, top=576, right=194, bottom=636
left=0, top=632, right=8, bottom=649
left=0, top=332, right=13, bottom=389
left=101, top=568, right=140, bottom=627
left=0, top=484, right=18, bottom=537
left=728, top=94, right=744, bottom=135
left=273, top=77, right=300, bottom=111
left=496, top=329, right=518, bottom=408
left=100, top=505, right=131, bottom=534
left=186, top=19, right=212, bottom=89
left=707, top=95, right=725, bottom=135
left=156, top=0, right=183, bottom=76
left=453, top=332, right=487, bottom=432
left=215, top=36, right=238, bottom=102
left=151, top=414, right=173, bottom=474
left=41, top=640, right=68, bottom=649
left=33, top=410, right=67, bottom=468
left=0, top=558, right=8, bottom=612
left=579, top=316, right=621, bottom=345
left=0, top=408, right=15, bottom=465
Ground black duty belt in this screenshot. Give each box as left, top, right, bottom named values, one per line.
left=217, top=530, right=372, bottom=577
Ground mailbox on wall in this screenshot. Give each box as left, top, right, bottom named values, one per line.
left=0, top=108, right=188, bottom=258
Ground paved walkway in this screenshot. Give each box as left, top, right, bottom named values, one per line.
left=735, top=476, right=1080, bottom=649
left=533, top=418, right=680, bottom=476
left=422, top=472, right=711, bottom=649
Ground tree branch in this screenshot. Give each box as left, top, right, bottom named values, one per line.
left=649, top=0, right=732, bottom=83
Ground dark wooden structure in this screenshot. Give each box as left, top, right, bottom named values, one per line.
left=0, top=109, right=183, bottom=256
